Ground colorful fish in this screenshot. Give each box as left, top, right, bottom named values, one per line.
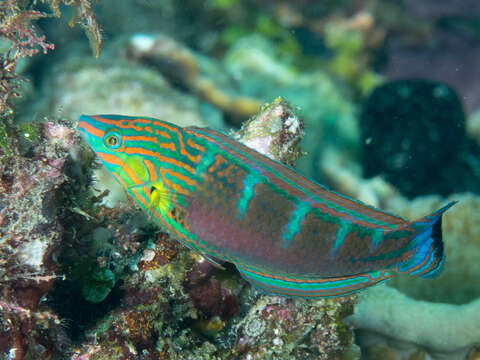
left=78, top=114, right=455, bottom=298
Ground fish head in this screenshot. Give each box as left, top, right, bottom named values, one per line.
left=77, top=114, right=163, bottom=195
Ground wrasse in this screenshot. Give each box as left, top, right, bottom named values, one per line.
left=78, top=114, right=455, bottom=298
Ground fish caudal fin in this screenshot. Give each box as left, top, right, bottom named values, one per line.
left=397, top=201, right=456, bottom=278
left=236, top=266, right=391, bottom=298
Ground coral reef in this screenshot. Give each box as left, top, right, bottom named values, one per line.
left=2, top=1, right=479, bottom=359
left=126, top=34, right=260, bottom=122
left=67, top=98, right=358, bottom=360
left=126, top=33, right=261, bottom=122
left=235, top=295, right=358, bottom=360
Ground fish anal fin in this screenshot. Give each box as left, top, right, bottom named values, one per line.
left=236, top=266, right=391, bottom=298
left=199, top=253, right=226, bottom=270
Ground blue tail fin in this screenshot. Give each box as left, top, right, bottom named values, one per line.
left=397, top=201, right=456, bottom=278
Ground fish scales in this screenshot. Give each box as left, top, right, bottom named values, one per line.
left=78, top=114, right=455, bottom=298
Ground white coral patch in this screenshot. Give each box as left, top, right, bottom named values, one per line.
left=242, top=136, right=273, bottom=157
left=18, top=239, right=48, bottom=270
left=285, top=115, right=300, bottom=134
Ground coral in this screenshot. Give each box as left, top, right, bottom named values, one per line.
left=0, top=0, right=102, bottom=117
left=224, top=35, right=358, bottom=178
left=0, top=1, right=52, bottom=117
left=184, top=259, right=239, bottom=322
left=0, top=120, right=75, bottom=359
left=45, top=59, right=215, bottom=130
left=233, top=96, right=304, bottom=167
left=126, top=33, right=261, bottom=122
left=323, top=12, right=384, bottom=96
left=235, top=295, right=358, bottom=360
left=346, top=285, right=480, bottom=360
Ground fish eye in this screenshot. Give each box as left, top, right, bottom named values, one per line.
left=104, top=131, right=122, bottom=149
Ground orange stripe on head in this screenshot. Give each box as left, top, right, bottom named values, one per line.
left=152, top=120, right=179, bottom=133
left=173, top=127, right=202, bottom=163
left=187, top=137, right=206, bottom=153
left=144, top=159, right=158, bottom=183
left=92, top=116, right=144, bottom=131
left=158, top=142, right=176, bottom=151
left=97, top=152, right=142, bottom=185
left=154, top=129, right=172, bottom=138
left=159, top=130, right=171, bottom=139
left=112, top=172, right=128, bottom=188
left=160, top=168, right=187, bottom=195
left=78, top=121, right=105, bottom=138
left=123, top=135, right=158, bottom=143
left=131, top=118, right=153, bottom=124
left=131, top=187, right=150, bottom=208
